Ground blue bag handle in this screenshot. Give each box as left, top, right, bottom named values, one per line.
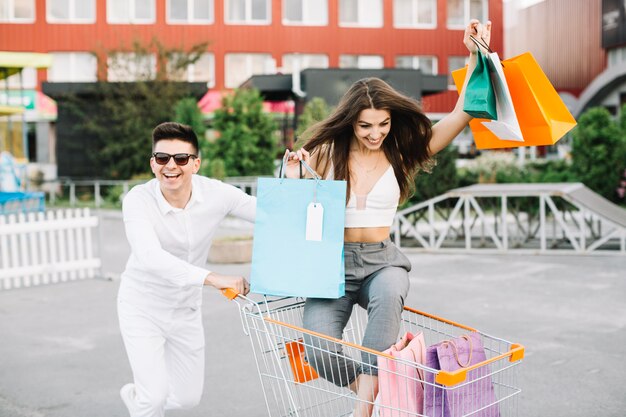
left=278, top=153, right=323, bottom=203
left=278, top=152, right=321, bottom=181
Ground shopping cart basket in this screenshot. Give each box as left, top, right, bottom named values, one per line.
left=224, top=289, right=524, bottom=417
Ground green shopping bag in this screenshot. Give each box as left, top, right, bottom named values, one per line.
left=463, top=47, right=497, bottom=120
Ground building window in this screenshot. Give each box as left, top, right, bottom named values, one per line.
left=339, top=54, right=384, bottom=69
left=395, top=55, right=437, bottom=75
left=281, top=54, right=328, bottom=73
left=168, top=53, right=215, bottom=87
left=447, top=0, right=487, bottom=28
left=0, top=0, right=35, bottom=23
left=448, top=55, right=468, bottom=87
left=393, top=0, right=436, bottom=28
left=48, top=52, right=98, bottom=82
left=283, top=0, right=327, bottom=26
left=2, top=67, right=36, bottom=89
left=167, top=0, right=213, bottom=24
left=339, top=0, right=383, bottom=28
left=107, top=0, right=155, bottom=24
left=187, top=53, right=215, bottom=86
left=107, top=53, right=157, bottom=81
left=224, top=53, right=274, bottom=88
left=47, top=0, right=95, bottom=23
left=225, top=0, right=270, bottom=25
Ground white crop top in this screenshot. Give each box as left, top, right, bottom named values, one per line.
left=327, top=164, right=400, bottom=228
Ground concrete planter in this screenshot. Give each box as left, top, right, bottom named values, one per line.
left=208, top=236, right=253, bottom=264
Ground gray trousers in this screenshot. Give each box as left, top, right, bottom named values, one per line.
left=302, top=239, right=411, bottom=387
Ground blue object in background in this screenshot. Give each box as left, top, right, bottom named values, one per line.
left=0, top=192, right=45, bottom=215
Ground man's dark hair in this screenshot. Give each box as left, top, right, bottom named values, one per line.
left=152, top=122, right=199, bottom=155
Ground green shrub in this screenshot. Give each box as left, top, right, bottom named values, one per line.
left=295, top=97, right=332, bottom=144
left=571, top=107, right=626, bottom=202
left=174, top=97, right=206, bottom=138
left=208, top=158, right=226, bottom=180
left=407, top=145, right=459, bottom=205
left=457, top=166, right=480, bottom=187
left=494, top=163, right=526, bottom=183
left=207, top=88, right=278, bottom=177
left=525, top=159, right=577, bottom=183
left=457, top=152, right=579, bottom=187
left=456, top=151, right=517, bottom=184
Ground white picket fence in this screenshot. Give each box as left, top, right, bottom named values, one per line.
left=0, top=208, right=101, bottom=290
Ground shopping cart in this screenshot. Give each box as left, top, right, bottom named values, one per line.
left=223, top=289, right=524, bottom=417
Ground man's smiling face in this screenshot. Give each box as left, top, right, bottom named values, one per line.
left=150, top=139, right=200, bottom=198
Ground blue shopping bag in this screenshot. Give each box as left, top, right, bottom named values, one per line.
left=250, top=162, right=346, bottom=298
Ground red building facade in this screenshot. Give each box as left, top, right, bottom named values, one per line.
left=0, top=0, right=503, bottom=173
left=1, top=0, right=503, bottom=114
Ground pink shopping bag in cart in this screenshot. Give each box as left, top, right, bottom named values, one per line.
left=424, top=332, right=500, bottom=417
left=377, top=332, right=426, bottom=417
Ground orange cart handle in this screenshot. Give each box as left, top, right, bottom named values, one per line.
left=435, top=343, right=525, bottom=386
left=403, top=306, right=477, bottom=332
left=403, top=307, right=525, bottom=386
left=267, top=315, right=525, bottom=385
left=221, top=288, right=239, bottom=300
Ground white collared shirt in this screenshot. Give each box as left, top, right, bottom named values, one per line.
left=118, top=175, right=256, bottom=310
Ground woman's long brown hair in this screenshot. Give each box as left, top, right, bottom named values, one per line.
left=300, top=77, right=433, bottom=203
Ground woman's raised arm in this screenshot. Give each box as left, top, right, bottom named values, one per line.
left=429, top=19, right=492, bottom=156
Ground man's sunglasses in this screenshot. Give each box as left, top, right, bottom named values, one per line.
left=152, top=152, right=198, bottom=166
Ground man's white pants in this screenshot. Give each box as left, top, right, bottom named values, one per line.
left=118, top=299, right=205, bottom=417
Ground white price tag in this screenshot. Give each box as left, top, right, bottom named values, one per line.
left=306, top=202, right=324, bottom=241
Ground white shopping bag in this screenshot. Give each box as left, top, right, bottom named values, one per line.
left=482, top=52, right=524, bottom=142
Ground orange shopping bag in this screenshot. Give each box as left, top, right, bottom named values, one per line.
left=452, top=52, right=577, bottom=149
left=285, top=339, right=319, bottom=383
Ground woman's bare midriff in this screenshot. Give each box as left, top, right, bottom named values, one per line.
left=344, top=227, right=390, bottom=243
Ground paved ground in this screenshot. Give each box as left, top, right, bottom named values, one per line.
left=1, top=210, right=625, bottom=417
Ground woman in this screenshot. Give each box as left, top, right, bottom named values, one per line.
left=285, top=19, right=492, bottom=417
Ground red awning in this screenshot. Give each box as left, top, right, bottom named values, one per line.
left=198, top=90, right=294, bottom=115
left=198, top=91, right=225, bottom=114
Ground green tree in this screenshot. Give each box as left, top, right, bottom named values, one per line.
left=174, top=97, right=217, bottom=176
left=408, top=145, right=459, bottom=205
left=209, top=88, right=278, bottom=176
left=295, top=97, right=332, bottom=142
left=571, top=107, right=626, bottom=202
left=103, top=37, right=208, bottom=82
left=174, top=97, right=206, bottom=137
left=620, top=103, right=626, bottom=134
left=57, top=38, right=208, bottom=179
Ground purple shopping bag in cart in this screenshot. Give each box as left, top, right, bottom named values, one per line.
left=424, top=332, right=500, bottom=417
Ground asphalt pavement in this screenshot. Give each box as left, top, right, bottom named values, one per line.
left=0, top=210, right=625, bottom=417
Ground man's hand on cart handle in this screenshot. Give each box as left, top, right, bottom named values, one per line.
left=221, top=288, right=240, bottom=300
left=205, top=272, right=250, bottom=296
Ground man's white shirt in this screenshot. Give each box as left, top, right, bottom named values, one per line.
left=118, top=175, right=256, bottom=310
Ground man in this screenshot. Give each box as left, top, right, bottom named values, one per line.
left=117, top=122, right=255, bottom=417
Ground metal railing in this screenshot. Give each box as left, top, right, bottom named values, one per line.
left=393, top=183, right=626, bottom=254
left=33, top=177, right=260, bottom=208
